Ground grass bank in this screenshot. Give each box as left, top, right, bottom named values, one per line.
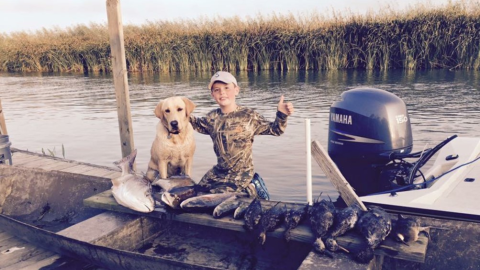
left=0, top=1, right=479, bottom=73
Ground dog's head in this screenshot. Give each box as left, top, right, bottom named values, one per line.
left=154, top=96, right=196, bottom=134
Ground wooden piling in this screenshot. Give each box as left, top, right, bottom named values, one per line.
left=105, top=0, right=135, bottom=163
left=311, top=140, right=367, bottom=211
left=0, top=99, right=8, bottom=135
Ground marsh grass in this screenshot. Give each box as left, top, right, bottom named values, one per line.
left=41, top=144, right=65, bottom=158
left=1, top=1, right=479, bottom=73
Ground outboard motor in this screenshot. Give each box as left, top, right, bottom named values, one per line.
left=328, top=88, right=413, bottom=196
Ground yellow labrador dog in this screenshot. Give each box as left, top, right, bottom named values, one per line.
left=145, top=96, right=196, bottom=181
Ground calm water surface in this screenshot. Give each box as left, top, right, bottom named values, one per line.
left=1, top=70, right=479, bottom=202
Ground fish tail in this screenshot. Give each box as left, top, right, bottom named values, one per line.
left=113, top=149, right=137, bottom=175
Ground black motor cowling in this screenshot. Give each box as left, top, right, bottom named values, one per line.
left=328, top=88, right=413, bottom=196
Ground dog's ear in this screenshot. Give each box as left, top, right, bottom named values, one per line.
left=182, top=97, right=196, bottom=117
left=154, top=100, right=164, bottom=119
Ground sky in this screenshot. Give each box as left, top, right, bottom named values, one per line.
left=0, top=0, right=454, bottom=34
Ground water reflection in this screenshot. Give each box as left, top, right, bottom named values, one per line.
left=0, top=69, right=478, bottom=202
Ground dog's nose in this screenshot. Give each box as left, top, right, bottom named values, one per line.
left=170, top=120, right=178, bottom=127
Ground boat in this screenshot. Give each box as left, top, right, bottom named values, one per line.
left=360, top=136, right=480, bottom=222
left=326, top=87, right=480, bottom=222
left=0, top=162, right=427, bottom=269
left=0, top=165, right=315, bottom=269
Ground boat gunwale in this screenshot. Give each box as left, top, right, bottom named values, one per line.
left=0, top=213, right=220, bottom=270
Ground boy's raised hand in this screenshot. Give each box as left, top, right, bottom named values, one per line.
left=277, top=95, right=294, bottom=116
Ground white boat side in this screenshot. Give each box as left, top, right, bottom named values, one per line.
left=361, top=137, right=480, bottom=218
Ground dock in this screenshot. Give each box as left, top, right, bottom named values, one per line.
left=0, top=148, right=438, bottom=269
left=9, top=148, right=122, bottom=179
left=0, top=149, right=123, bottom=269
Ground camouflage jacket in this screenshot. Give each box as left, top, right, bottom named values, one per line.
left=190, top=106, right=288, bottom=193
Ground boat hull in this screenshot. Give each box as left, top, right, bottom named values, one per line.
left=361, top=137, right=480, bottom=222
left=0, top=213, right=213, bottom=270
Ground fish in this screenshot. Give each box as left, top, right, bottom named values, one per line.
left=243, top=198, right=263, bottom=232
left=308, top=196, right=336, bottom=255
left=233, top=199, right=253, bottom=219
left=325, top=204, right=363, bottom=253
left=111, top=149, right=155, bottom=213
left=161, top=185, right=197, bottom=209
left=283, top=204, right=308, bottom=242
left=354, top=205, right=392, bottom=263
left=393, top=214, right=430, bottom=246
left=180, top=192, right=239, bottom=210
left=152, top=175, right=196, bottom=191
left=212, top=194, right=248, bottom=218
left=256, top=202, right=287, bottom=245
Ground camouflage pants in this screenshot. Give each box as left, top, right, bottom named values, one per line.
left=199, top=170, right=270, bottom=200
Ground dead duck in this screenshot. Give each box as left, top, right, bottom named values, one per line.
left=308, top=196, right=336, bottom=255
left=393, top=214, right=430, bottom=246
left=212, top=194, right=249, bottom=218
left=233, top=198, right=254, bottom=219
left=243, top=198, right=263, bottom=232
left=325, top=203, right=363, bottom=253
left=283, top=204, right=308, bottom=242
left=161, top=185, right=197, bottom=209
left=256, top=202, right=287, bottom=245
left=354, top=205, right=392, bottom=264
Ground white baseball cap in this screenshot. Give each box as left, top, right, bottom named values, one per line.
left=208, top=71, right=238, bottom=90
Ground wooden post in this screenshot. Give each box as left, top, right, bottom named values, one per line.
left=311, top=140, right=367, bottom=211
left=0, top=99, right=8, bottom=135
left=305, top=119, right=313, bottom=205
left=105, top=0, right=135, bottom=162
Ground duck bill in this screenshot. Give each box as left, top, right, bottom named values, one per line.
left=338, top=244, right=350, bottom=253
left=396, top=233, right=410, bottom=246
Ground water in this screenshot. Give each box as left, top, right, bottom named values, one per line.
left=1, top=70, right=479, bottom=202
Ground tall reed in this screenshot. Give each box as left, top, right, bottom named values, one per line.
left=0, top=1, right=479, bottom=73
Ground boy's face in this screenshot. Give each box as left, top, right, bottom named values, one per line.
left=211, top=81, right=239, bottom=110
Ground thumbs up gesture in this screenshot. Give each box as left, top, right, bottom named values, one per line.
left=277, top=95, right=294, bottom=116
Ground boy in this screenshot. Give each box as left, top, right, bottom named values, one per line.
left=189, top=71, right=294, bottom=199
